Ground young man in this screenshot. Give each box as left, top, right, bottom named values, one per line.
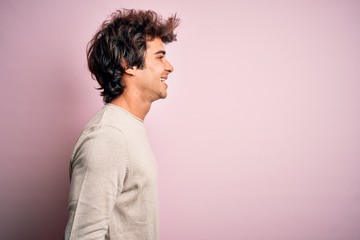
left=65, top=9, right=180, bottom=239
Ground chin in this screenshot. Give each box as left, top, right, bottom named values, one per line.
left=152, top=94, right=167, bottom=102
left=159, top=91, right=167, bottom=99
left=158, top=95, right=167, bottom=100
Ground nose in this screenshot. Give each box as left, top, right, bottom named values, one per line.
left=165, top=59, right=174, bottom=73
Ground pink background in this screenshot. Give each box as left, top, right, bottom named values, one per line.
left=1, top=0, right=360, bottom=239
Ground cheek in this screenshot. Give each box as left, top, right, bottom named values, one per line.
left=158, top=63, right=166, bottom=73
left=151, top=65, right=164, bottom=76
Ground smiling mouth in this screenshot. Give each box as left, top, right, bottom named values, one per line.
left=160, top=77, right=166, bottom=83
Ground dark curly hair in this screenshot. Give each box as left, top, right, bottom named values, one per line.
left=87, top=9, right=180, bottom=103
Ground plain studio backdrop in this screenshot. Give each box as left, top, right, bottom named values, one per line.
left=1, top=0, right=359, bottom=239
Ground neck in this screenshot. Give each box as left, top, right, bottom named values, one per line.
left=110, top=91, right=152, bottom=121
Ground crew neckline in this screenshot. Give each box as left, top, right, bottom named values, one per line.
left=107, top=103, right=144, bottom=124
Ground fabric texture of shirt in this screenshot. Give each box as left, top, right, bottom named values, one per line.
left=65, top=104, right=159, bottom=240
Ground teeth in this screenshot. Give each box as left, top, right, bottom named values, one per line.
left=160, top=77, right=166, bottom=82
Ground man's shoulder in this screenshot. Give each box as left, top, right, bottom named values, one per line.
left=71, top=107, right=128, bottom=161
left=82, top=104, right=143, bottom=135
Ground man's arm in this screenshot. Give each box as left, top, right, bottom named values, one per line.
left=65, top=126, right=128, bottom=239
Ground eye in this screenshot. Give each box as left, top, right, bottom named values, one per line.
left=157, top=54, right=165, bottom=60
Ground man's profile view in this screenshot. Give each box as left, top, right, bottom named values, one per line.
left=64, top=9, right=180, bottom=239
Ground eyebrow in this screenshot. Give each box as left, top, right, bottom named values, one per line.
left=154, top=50, right=166, bottom=55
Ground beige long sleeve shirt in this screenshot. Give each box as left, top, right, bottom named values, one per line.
left=65, top=104, right=159, bottom=240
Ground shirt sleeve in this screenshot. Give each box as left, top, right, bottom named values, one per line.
left=65, top=125, right=128, bottom=240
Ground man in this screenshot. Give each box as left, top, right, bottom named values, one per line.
left=65, top=9, right=180, bottom=239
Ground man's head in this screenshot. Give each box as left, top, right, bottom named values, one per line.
left=87, top=9, right=180, bottom=103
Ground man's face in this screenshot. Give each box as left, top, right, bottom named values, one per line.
left=134, top=37, right=174, bottom=102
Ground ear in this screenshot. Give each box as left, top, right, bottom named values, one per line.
left=124, top=66, right=138, bottom=75
left=121, top=58, right=137, bottom=76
